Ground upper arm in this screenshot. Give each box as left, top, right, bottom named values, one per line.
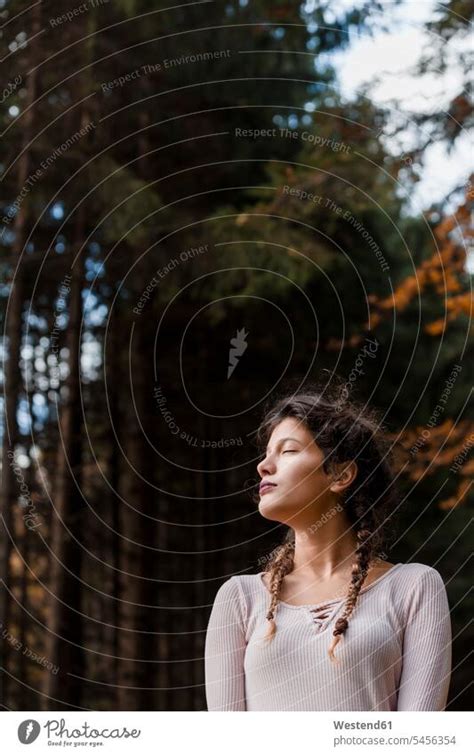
left=397, top=567, right=452, bottom=711
left=204, top=577, right=247, bottom=711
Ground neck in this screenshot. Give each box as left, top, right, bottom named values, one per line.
left=290, top=514, right=359, bottom=580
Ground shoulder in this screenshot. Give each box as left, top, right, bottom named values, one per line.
left=210, top=576, right=249, bottom=622
left=212, top=575, right=242, bottom=600
left=391, top=562, right=448, bottom=596
left=395, top=562, right=447, bottom=584
left=227, top=573, right=268, bottom=616
left=394, top=563, right=450, bottom=619
left=232, top=572, right=267, bottom=598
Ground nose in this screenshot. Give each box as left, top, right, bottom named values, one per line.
left=257, top=452, right=276, bottom=479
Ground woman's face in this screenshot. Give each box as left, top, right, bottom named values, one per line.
left=256, top=416, right=335, bottom=523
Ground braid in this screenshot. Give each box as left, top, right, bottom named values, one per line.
left=263, top=538, right=295, bottom=641
left=327, top=510, right=376, bottom=663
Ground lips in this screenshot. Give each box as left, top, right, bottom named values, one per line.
left=259, top=482, right=277, bottom=495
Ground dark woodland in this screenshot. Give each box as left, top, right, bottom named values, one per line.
left=0, top=0, right=472, bottom=711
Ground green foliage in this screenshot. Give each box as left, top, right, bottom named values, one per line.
left=91, top=156, right=164, bottom=246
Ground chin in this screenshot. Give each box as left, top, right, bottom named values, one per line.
left=258, top=495, right=288, bottom=522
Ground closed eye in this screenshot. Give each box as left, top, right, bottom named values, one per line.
left=282, top=449, right=297, bottom=454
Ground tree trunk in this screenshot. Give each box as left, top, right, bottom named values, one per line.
left=41, top=198, right=87, bottom=709
left=116, top=313, right=157, bottom=710
left=0, top=1, right=41, bottom=704
left=116, top=111, right=159, bottom=710
left=106, top=306, right=123, bottom=708
left=17, top=486, right=34, bottom=710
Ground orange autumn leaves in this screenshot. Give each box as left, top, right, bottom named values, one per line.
left=370, top=185, right=473, bottom=335
left=388, top=418, right=473, bottom=510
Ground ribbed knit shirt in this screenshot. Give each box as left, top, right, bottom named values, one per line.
left=204, top=562, right=452, bottom=711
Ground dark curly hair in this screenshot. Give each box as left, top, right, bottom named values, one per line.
left=253, top=377, right=400, bottom=663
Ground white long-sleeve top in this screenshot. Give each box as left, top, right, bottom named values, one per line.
left=204, top=562, right=452, bottom=711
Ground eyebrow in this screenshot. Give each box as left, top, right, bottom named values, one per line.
left=265, top=437, right=302, bottom=454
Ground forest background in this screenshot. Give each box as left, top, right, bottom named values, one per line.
left=0, top=0, right=472, bottom=710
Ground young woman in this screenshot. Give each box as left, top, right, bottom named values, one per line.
left=204, top=385, right=452, bottom=711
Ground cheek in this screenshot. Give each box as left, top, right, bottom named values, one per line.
left=284, top=462, right=327, bottom=497
left=286, top=458, right=315, bottom=483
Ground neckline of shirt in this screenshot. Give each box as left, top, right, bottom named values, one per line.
left=257, top=562, right=403, bottom=609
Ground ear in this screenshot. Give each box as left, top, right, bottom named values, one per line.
left=329, top=460, right=358, bottom=494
